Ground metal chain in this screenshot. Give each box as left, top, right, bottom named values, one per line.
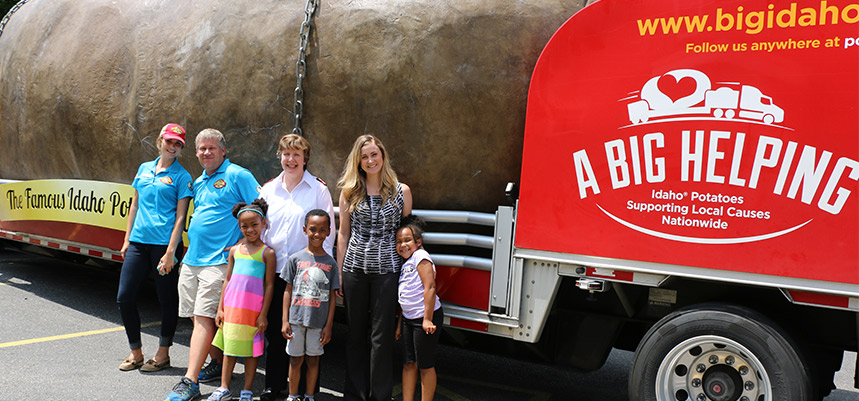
left=293, top=0, right=319, bottom=136
left=0, top=0, right=31, bottom=40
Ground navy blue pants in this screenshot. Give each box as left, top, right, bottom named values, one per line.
left=116, top=242, right=180, bottom=350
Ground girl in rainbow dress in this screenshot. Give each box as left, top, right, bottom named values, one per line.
left=209, top=199, right=277, bottom=401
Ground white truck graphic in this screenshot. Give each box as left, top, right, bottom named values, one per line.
left=627, top=69, right=784, bottom=125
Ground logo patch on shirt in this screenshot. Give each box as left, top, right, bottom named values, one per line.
left=160, top=177, right=173, bottom=185
left=316, top=177, right=327, bottom=186
left=213, top=179, right=226, bottom=189
left=188, top=182, right=193, bottom=191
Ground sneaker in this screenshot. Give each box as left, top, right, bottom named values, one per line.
left=197, top=360, right=223, bottom=383
left=164, top=377, right=201, bottom=401
left=207, top=387, right=232, bottom=401
left=286, top=396, right=301, bottom=401
left=239, top=390, right=254, bottom=401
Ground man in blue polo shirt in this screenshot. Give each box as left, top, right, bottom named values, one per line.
left=165, top=128, right=260, bottom=401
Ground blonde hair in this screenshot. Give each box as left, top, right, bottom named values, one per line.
left=156, top=134, right=183, bottom=156
left=277, top=134, right=311, bottom=170
left=337, top=134, right=398, bottom=213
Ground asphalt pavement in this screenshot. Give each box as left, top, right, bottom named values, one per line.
left=0, top=247, right=857, bottom=400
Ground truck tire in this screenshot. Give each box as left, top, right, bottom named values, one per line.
left=629, top=304, right=813, bottom=401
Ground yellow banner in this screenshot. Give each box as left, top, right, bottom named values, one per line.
left=0, top=179, right=134, bottom=232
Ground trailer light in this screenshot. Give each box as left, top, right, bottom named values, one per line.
left=575, top=278, right=607, bottom=292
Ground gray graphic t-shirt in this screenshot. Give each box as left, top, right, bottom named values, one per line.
left=281, top=249, right=340, bottom=328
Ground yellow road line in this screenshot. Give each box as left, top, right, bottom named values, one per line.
left=0, top=321, right=159, bottom=349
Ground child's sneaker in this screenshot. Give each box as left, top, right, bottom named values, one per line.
left=303, top=394, right=315, bottom=401
left=164, top=377, right=201, bottom=401
left=207, top=387, right=232, bottom=401
left=197, top=360, right=223, bottom=383
left=285, top=396, right=301, bottom=401
left=239, top=390, right=254, bottom=401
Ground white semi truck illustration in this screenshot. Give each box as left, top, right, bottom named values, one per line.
left=627, top=69, right=785, bottom=124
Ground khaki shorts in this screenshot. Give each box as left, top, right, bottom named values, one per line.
left=178, top=263, right=227, bottom=319
left=286, top=324, right=324, bottom=357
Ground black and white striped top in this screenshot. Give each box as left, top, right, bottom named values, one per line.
left=342, top=183, right=405, bottom=274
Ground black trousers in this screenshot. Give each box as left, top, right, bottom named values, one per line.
left=264, top=276, right=289, bottom=391
left=265, top=275, right=316, bottom=394
left=343, top=270, right=399, bottom=401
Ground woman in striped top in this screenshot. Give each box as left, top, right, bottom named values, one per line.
left=337, top=134, right=412, bottom=401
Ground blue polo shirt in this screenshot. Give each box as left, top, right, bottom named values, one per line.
left=184, top=159, right=260, bottom=267
left=129, top=157, right=194, bottom=245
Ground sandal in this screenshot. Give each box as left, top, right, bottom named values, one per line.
left=140, top=356, right=171, bottom=372
left=118, top=356, right=144, bottom=371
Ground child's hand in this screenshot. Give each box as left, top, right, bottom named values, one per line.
left=422, top=318, right=436, bottom=335
left=320, top=325, right=333, bottom=346
left=281, top=322, right=293, bottom=340
left=215, top=309, right=224, bottom=328
left=257, top=315, right=268, bottom=334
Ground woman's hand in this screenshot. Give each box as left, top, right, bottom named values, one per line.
left=158, top=254, right=175, bottom=276
left=120, top=241, right=130, bottom=259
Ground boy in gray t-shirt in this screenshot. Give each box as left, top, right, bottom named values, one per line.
left=280, top=209, right=339, bottom=401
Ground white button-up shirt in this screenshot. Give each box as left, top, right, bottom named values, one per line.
left=260, top=170, right=336, bottom=274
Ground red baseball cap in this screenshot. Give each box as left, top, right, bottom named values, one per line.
left=160, top=123, right=186, bottom=145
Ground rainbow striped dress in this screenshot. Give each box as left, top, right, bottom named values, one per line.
left=212, top=244, right=267, bottom=357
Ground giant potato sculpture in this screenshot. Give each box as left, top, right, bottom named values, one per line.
left=0, top=0, right=585, bottom=211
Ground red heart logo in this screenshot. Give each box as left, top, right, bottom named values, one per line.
left=657, top=75, right=697, bottom=103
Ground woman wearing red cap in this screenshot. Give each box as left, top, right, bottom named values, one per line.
left=117, top=123, right=194, bottom=372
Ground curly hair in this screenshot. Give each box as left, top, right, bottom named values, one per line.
left=398, top=214, right=426, bottom=242
left=232, top=198, right=269, bottom=219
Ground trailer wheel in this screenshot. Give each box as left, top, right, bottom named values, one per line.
left=713, top=109, right=724, bottom=118
left=724, top=109, right=735, bottom=119
left=629, top=304, right=812, bottom=401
